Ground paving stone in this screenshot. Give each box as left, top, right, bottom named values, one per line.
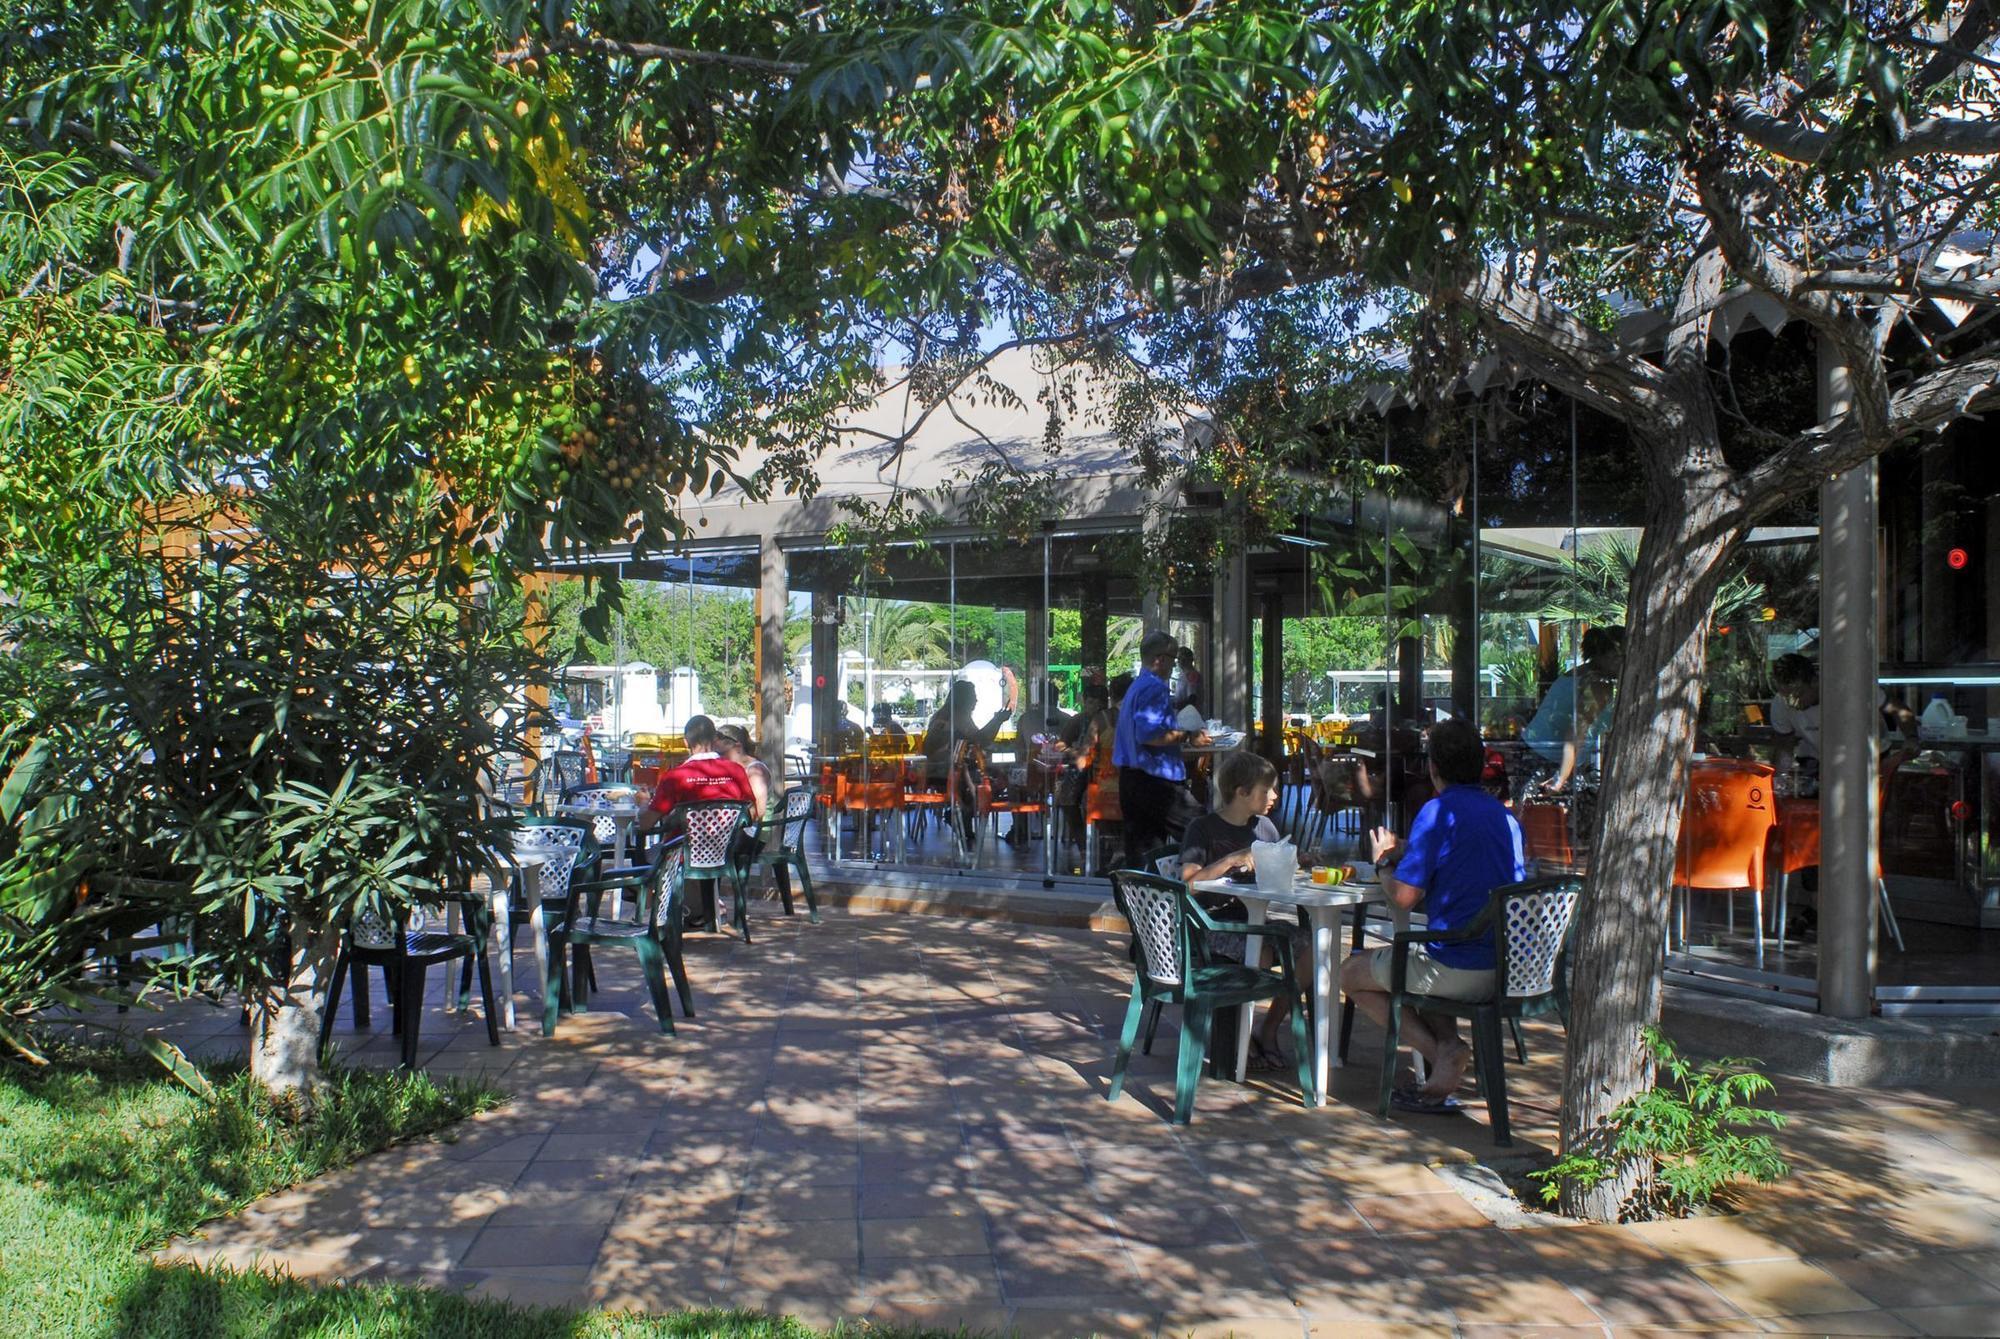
left=125, top=908, right=2000, bottom=1334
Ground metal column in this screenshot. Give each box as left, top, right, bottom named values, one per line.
left=1818, top=346, right=1880, bottom=1018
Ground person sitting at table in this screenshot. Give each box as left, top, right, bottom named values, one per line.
left=1181, top=749, right=1309, bottom=1070
left=713, top=724, right=770, bottom=823
left=1342, top=716, right=1525, bottom=1112
left=637, top=715, right=754, bottom=928
left=1525, top=625, right=1625, bottom=793
left=924, top=678, right=1012, bottom=836
left=1060, top=676, right=1107, bottom=749
left=870, top=702, right=910, bottom=747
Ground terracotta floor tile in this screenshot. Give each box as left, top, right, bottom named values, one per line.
left=994, top=1245, right=1146, bottom=1302
left=1508, top=1223, right=1675, bottom=1274
left=861, top=1253, right=1005, bottom=1303
left=862, top=1213, right=992, bottom=1257
left=1446, top=1274, right=1616, bottom=1326
left=1755, top=1311, right=1916, bottom=1336
left=115, top=909, right=2000, bottom=1334
left=1349, top=1191, right=1494, bottom=1234
left=462, top=1224, right=606, bottom=1270
left=1566, top=1270, right=1759, bottom=1328
left=729, top=1217, right=862, bottom=1266
left=1893, top=1302, right=2000, bottom=1336
left=1004, top=1305, right=1162, bottom=1338
left=1625, top=1216, right=1801, bottom=1265
left=1156, top=1314, right=1309, bottom=1339
left=1810, top=1251, right=2000, bottom=1310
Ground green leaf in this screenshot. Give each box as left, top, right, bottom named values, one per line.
left=142, top=1036, right=217, bottom=1098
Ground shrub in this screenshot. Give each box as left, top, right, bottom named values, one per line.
left=1531, top=1026, right=1789, bottom=1218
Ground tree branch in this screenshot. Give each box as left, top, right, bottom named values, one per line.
left=496, top=34, right=806, bottom=77
left=1912, top=0, right=1997, bottom=92
left=1725, top=94, right=2000, bottom=166
left=1742, top=349, right=2000, bottom=514
left=1803, top=267, right=2000, bottom=305
left=1454, top=263, right=1671, bottom=423
left=1691, top=155, right=1894, bottom=439
left=2, top=117, right=159, bottom=180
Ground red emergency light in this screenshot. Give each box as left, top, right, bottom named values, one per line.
left=1947, top=547, right=1970, bottom=570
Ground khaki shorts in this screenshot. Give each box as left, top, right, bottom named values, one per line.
left=1366, top=945, right=1495, bottom=1002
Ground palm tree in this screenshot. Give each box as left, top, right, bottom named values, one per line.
left=849, top=598, right=954, bottom=668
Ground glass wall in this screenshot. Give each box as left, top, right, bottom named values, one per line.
left=788, top=528, right=1203, bottom=880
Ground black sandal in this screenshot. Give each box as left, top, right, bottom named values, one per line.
left=1248, top=1038, right=1288, bottom=1072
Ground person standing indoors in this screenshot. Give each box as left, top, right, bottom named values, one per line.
left=1115, top=631, right=1210, bottom=858
left=1171, top=646, right=1205, bottom=716
left=1341, top=717, right=1525, bottom=1112
left=1524, top=625, right=1626, bottom=794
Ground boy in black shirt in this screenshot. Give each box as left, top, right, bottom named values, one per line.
left=1180, top=751, right=1305, bottom=1070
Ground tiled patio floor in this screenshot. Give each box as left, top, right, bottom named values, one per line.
left=128, top=904, right=2000, bottom=1337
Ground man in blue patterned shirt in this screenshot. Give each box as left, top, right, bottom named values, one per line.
left=1114, top=630, right=1210, bottom=858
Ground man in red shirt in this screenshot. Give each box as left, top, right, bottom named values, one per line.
left=637, top=715, right=753, bottom=930
left=637, top=715, right=753, bottom=829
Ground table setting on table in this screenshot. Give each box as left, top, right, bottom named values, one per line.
left=1190, top=850, right=1403, bottom=1107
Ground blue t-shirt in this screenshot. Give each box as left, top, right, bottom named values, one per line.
left=1524, top=671, right=1611, bottom=765
left=1393, top=784, right=1525, bottom=970
left=1112, top=668, right=1184, bottom=781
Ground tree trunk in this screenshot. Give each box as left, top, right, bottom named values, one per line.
left=249, top=918, right=340, bottom=1107
left=1558, top=485, right=1742, bottom=1220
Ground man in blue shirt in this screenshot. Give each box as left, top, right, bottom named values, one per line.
left=1114, top=629, right=1210, bottom=858
left=1342, top=716, right=1526, bottom=1111
left=1524, top=625, right=1623, bottom=792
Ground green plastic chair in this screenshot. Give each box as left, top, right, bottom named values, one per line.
left=544, top=834, right=693, bottom=1037
left=676, top=800, right=753, bottom=941
left=321, top=891, right=499, bottom=1068
left=741, top=783, right=820, bottom=923
left=1375, top=874, right=1583, bottom=1145
left=1106, top=869, right=1313, bottom=1124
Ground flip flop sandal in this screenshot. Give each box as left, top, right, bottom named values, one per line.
left=1247, top=1040, right=1288, bottom=1072
left=1391, top=1089, right=1463, bottom=1115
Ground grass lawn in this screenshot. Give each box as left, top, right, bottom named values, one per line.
left=0, top=1049, right=919, bottom=1339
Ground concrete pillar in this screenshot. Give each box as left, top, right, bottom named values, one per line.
left=810, top=588, right=842, bottom=756
left=521, top=572, right=550, bottom=799
left=1819, top=346, right=1879, bottom=1018
left=1081, top=576, right=1109, bottom=673
left=1213, top=547, right=1251, bottom=729
left=758, top=540, right=789, bottom=780
left=1260, top=594, right=1284, bottom=761
left=1449, top=524, right=1479, bottom=721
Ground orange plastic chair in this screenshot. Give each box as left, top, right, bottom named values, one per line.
left=1518, top=800, right=1580, bottom=872
left=1672, top=759, right=1777, bottom=963
left=836, top=754, right=902, bottom=861
left=1767, top=784, right=1906, bottom=953
left=900, top=756, right=951, bottom=851
left=1082, top=770, right=1124, bottom=877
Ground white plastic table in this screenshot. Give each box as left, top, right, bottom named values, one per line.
left=1189, top=865, right=1398, bottom=1108
left=555, top=800, right=645, bottom=916
left=447, top=850, right=544, bottom=1032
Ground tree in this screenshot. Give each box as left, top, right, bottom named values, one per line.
left=799, top=0, right=2000, bottom=1218
left=0, top=0, right=898, bottom=1094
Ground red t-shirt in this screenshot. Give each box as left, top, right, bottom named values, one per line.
left=649, top=753, right=753, bottom=814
